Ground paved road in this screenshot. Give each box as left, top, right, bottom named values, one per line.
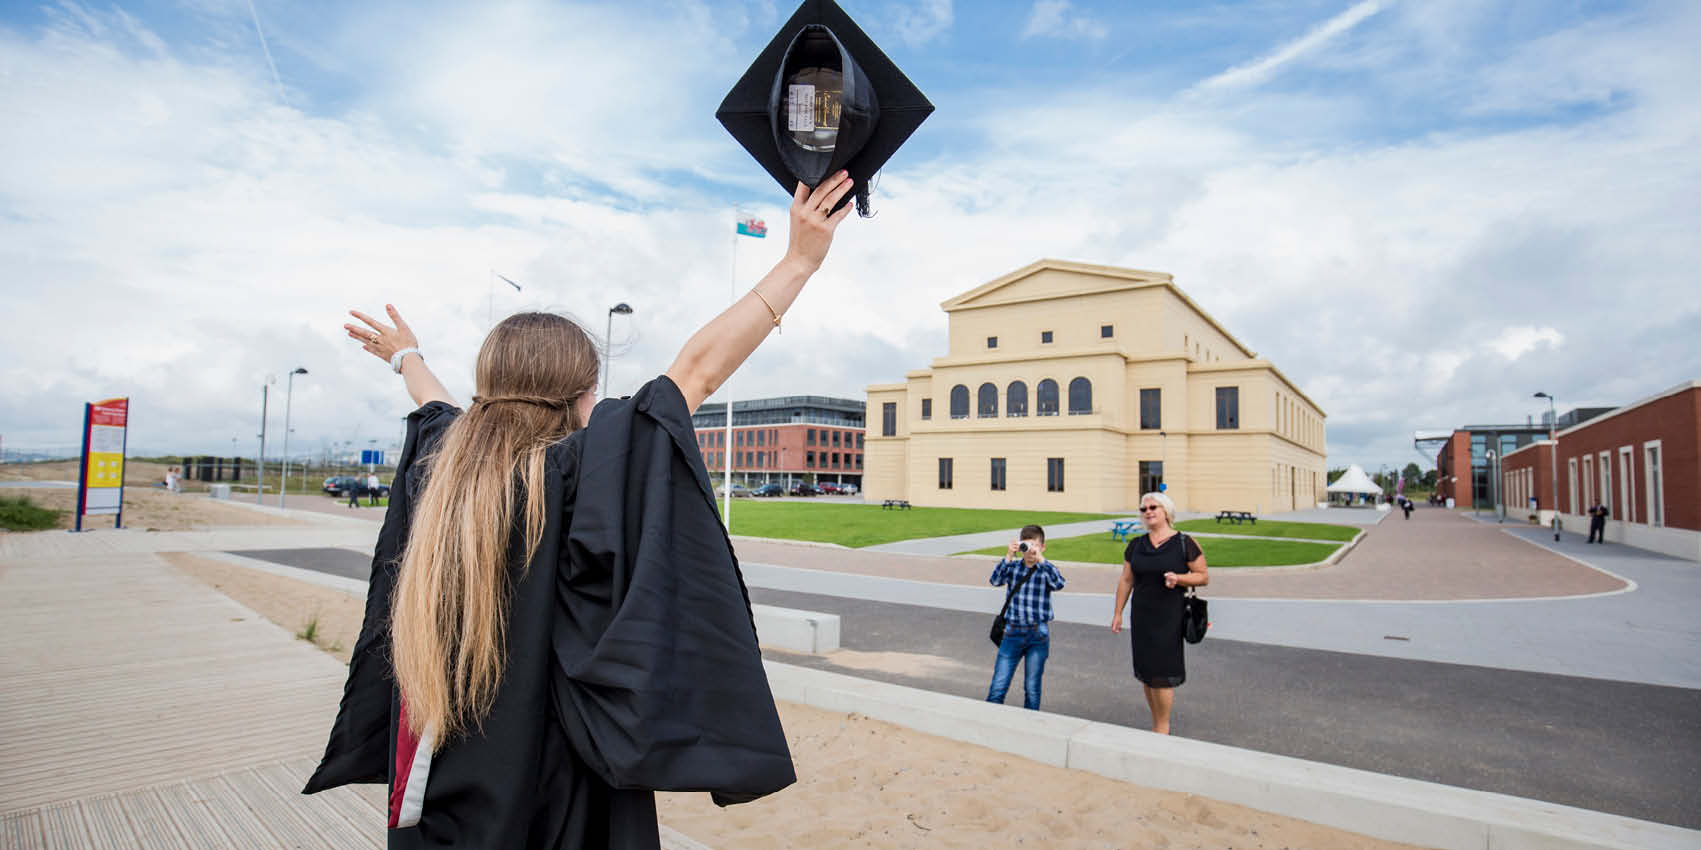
left=242, top=543, right=1701, bottom=829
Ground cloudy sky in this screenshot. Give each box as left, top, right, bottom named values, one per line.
left=1, top=0, right=1696, bottom=470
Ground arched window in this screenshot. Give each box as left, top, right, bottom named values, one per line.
left=1068, top=377, right=1093, bottom=414
left=1006, top=381, right=1028, bottom=417
left=1036, top=379, right=1060, bottom=416
left=977, top=383, right=998, bottom=417
left=949, top=384, right=969, bottom=419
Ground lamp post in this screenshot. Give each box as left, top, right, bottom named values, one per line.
left=604, top=303, right=633, bottom=396
left=280, top=367, right=308, bottom=508
left=257, top=375, right=276, bottom=505
left=1535, top=391, right=1560, bottom=540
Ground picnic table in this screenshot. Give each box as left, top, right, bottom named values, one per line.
left=1215, top=510, right=1256, bottom=525
left=1110, top=519, right=1140, bottom=541
left=882, top=499, right=911, bottom=510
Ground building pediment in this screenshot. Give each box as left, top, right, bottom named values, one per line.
left=940, top=259, right=1173, bottom=312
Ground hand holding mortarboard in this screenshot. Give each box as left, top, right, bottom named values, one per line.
left=717, top=0, right=933, bottom=215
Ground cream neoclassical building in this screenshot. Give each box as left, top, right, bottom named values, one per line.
left=864, top=260, right=1327, bottom=514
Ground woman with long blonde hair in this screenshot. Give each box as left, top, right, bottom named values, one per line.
left=304, top=175, right=856, bottom=849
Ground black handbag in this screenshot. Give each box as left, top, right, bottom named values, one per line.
left=989, top=564, right=1039, bottom=646
left=1183, top=588, right=1209, bottom=644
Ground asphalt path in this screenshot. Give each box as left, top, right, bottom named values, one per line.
left=237, top=544, right=1701, bottom=828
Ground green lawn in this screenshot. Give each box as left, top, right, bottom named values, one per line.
left=962, top=532, right=1340, bottom=567
left=0, top=495, right=61, bottom=531
left=718, top=501, right=1118, bottom=548
left=1174, top=518, right=1360, bottom=542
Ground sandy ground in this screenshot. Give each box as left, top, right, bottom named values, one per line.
left=170, top=555, right=1427, bottom=850
left=4, top=485, right=309, bottom=532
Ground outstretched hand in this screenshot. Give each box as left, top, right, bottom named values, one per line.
left=784, top=173, right=854, bottom=274
left=344, top=304, right=419, bottom=367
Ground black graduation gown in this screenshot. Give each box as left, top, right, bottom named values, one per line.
left=302, top=375, right=795, bottom=849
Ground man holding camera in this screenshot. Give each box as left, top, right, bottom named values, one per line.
left=986, top=524, right=1067, bottom=711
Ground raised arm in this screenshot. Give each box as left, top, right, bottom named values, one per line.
left=345, top=304, right=458, bottom=409
left=666, top=174, right=854, bottom=413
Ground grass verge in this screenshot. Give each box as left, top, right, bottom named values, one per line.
left=962, top=532, right=1341, bottom=567
left=0, top=495, right=62, bottom=531
left=1174, top=519, right=1359, bottom=542
left=719, top=501, right=1117, bottom=548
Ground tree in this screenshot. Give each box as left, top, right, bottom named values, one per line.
left=1402, top=462, right=1423, bottom=483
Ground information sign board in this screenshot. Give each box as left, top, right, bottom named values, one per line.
left=76, top=397, right=129, bottom=531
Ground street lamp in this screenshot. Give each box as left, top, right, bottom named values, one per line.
left=257, top=375, right=276, bottom=505
left=604, top=303, right=633, bottom=397
left=1535, top=391, right=1560, bottom=540
left=281, top=367, right=308, bottom=508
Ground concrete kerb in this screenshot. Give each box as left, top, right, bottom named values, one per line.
left=762, top=660, right=1700, bottom=850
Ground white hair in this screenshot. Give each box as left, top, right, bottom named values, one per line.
left=1140, top=491, right=1176, bottom=526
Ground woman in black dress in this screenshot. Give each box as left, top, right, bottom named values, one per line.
left=1109, top=491, right=1209, bottom=734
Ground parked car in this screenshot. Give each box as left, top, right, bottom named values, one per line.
left=322, top=475, right=390, bottom=498
left=752, top=483, right=786, bottom=497
left=839, top=483, right=858, bottom=496
left=817, top=482, right=843, bottom=495
left=714, top=483, right=753, bottom=498
left=789, top=482, right=823, bottom=497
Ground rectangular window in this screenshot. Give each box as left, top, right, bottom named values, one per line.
left=921, top=398, right=932, bottom=420
left=1645, top=443, right=1664, bottom=527
left=757, top=430, right=765, bottom=446
left=1215, top=387, right=1239, bottom=429
left=1046, top=458, right=1065, bottom=492
left=1101, top=324, right=1113, bottom=338
left=1139, top=461, right=1163, bottom=495
left=856, top=455, right=863, bottom=469
left=938, top=458, right=954, bottom=489
left=807, top=428, right=816, bottom=445
left=832, top=431, right=841, bottom=447
left=856, top=434, right=864, bottom=448
left=1582, top=455, right=1593, bottom=506
left=1598, top=451, right=1611, bottom=511
left=881, top=402, right=897, bottom=437
left=806, top=451, right=815, bottom=468
left=1139, top=388, right=1161, bottom=429
left=1618, top=446, right=1634, bottom=524
left=736, top=431, right=744, bottom=446
left=1041, top=331, right=1053, bottom=344
left=832, top=452, right=841, bottom=468
left=990, top=458, right=1007, bottom=491
left=987, top=336, right=998, bottom=349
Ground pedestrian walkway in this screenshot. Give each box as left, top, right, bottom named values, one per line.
left=862, top=516, right=1133, bottom=556
left=0, top=524, right=710, bottom=850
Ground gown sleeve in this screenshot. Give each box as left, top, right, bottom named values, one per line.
left=549, top=376, right=796, bottom=807
left=302, top=401, right=460, bottom=794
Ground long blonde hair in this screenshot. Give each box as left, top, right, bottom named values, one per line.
left=391, top=312, right=599, bottom=745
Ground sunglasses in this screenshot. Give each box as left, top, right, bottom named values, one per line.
left=1140, top=505, right=1162, bottom=512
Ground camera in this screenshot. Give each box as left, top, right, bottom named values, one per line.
left=1018, top=542, right=1029, bottom=552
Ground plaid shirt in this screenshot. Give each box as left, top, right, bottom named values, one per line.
left=989, top=559, right=1066, bottom=626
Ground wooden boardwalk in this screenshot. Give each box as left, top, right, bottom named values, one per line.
left=0, top=525, right=709, bottom=849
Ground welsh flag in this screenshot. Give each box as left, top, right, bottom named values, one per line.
left=736, top=216, right=767, bottom=238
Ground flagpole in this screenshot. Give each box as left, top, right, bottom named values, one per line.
left=723, top=219, right=737, bottom=527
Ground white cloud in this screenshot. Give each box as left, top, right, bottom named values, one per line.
left=1195, top=0, right=1388, bottom=92
left=1021, top=0, right=1107, bottom=41
left=893, top=0, right=953, bottom=46
left=0, top=0, right=1697, bottom=479
left=1487, top=327, right=1564, bottom=361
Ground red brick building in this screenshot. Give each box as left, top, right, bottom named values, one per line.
left=690, top=396, right=865, bottom=487
left=1502, top=381, right=1699, bottom=560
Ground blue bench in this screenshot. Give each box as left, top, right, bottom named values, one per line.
left=1110, top=519, right=1140, bottom=541
left=1215, top=510, right=1256, bottom=525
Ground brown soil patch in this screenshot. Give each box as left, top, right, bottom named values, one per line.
left=162, top=552, right=363, bottom=664
left=3, top=486, right=308, bottom=533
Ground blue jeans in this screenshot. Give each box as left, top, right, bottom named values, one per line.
left=986, top=622, right=1049, bottom=710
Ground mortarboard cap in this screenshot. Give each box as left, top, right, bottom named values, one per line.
left=717, top=0, right=934, bottom=215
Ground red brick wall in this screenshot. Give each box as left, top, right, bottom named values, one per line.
left=1502, top=442, right=1556, bottom=511
left=1435, top=431, right=1471, bottom=505
left=692, top=422, right=865, bottom=476
left=1555, top=387, right=1699, bottom=531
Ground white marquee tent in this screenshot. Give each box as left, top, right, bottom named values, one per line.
left=1326, top=464, right=1382, bottom=496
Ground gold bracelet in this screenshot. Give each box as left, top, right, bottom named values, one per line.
left=751, top=288, right=782, bottom=333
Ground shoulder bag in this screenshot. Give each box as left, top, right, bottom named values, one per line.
left=989, top=563, right=1039, bottom=647
left=1179, top=534, right=1209, bottom=644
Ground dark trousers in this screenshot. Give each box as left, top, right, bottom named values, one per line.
left=1588, top=519, right=1605, bottom=543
